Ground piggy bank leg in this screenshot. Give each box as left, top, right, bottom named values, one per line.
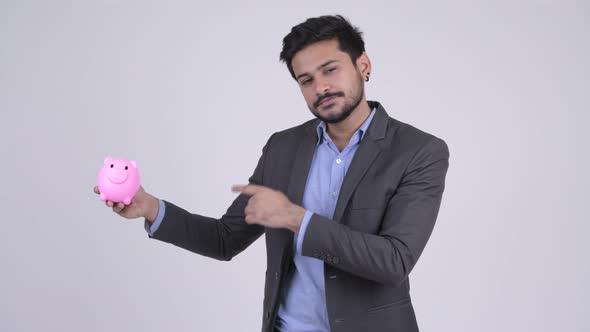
left=100, top=193, right=107, bottom=201
left=123, top=197, right=132, bottom=205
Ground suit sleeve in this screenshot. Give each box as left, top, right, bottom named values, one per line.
left=300, top=137, right=450, bottom=286
left=145, top=135, right=275, bottom=261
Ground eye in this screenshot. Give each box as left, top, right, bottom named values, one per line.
left=325, top=67, right=336, bottom=74
left=110, top=164, right=114, bottom=168
left=300, top=78, right=312, bottom=86
left=124, top=166, right=128, bottom=170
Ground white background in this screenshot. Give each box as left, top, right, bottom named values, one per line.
left=1, top=0, right=588, bottom=331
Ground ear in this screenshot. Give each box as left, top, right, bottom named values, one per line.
left=356, top=52, right=372, bottom=76
left=104, top=156, right=112, bottom=165
left=130, top=160, right=137, bottom=169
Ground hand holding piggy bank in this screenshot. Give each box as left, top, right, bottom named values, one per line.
left=97, top=156, right=141, bottom=205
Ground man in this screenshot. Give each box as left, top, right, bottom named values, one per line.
left=95, top=15, right=449, bottom=332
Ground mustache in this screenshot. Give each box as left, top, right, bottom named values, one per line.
left=314, top=92, right=344, bottom=108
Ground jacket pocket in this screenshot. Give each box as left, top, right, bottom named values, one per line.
left=367, top=297, right=411, bottom=314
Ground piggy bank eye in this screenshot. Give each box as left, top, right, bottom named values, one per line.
left=124, top=166, right=128, bottom=170
left=110, top=164, right=114, bottom=168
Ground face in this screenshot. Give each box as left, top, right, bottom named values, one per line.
left=291, top=39, right=370, bottom=124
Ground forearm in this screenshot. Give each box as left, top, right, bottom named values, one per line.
left=149, top=198, right=265, bottom=261
left=301, top=214, right=419, bottom=286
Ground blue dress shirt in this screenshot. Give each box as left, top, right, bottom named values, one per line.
left=145, top=108, right=376, bottom=331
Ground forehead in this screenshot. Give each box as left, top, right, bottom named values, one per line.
left=291, top=39, right=350, bottom=76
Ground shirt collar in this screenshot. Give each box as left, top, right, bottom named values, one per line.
left=316, top=107, right=377, bottom=146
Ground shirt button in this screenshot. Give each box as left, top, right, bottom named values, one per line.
left=336, top=158, right=342, bottom=164
left=332, top=192, right=338, bottom=197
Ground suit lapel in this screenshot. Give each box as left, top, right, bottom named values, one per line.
left=287, top=122, right=319, bottom=205
left=332, top=102, right=390, bottom=222
left=332, top=139, right=381, bottom=222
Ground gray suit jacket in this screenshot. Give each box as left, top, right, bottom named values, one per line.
left=149, top=101, right=449, bottom=332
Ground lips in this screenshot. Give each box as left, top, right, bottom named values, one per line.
left=318, top=96, right=337, bottom=107
left=320, top=96, right=335, bottom=105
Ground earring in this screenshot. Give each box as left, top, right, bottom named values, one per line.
left=365, top=72, right=371, bottom=82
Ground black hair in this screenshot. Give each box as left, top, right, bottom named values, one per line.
left=280, top=15, right=365, bottom=80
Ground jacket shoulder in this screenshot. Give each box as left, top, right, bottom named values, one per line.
left=267, top=118, right=318, bottom=145
left=385, top=117, right=450, bottom=166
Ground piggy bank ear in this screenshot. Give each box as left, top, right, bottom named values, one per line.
left=130, top=160, right=137, bottom=169
left=104, top=156, right=112, bottom=165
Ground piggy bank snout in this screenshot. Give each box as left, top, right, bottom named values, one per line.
left=107, top=169, right=129, bottom=184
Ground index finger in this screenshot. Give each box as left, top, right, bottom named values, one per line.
left=231, top=184, right=265, bottom=196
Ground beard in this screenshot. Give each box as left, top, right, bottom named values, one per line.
left=309, top=73, right=365, bottom=124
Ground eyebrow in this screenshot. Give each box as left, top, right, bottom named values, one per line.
left=295, top=60, right=339, bottom=81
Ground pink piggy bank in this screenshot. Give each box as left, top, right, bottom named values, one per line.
left=97, top=156, right=141, bottom=205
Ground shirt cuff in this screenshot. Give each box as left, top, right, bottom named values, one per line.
left=296, top=210, right=314, bottom=255
left=144, top=199, right=166, bottom=236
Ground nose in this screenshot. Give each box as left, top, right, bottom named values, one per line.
left=314, top=76, right=330, bottom=96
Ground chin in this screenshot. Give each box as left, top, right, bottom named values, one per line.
left=317, top=100, right=340, bottom=113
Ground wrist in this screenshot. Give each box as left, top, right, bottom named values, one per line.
left=145, top=195, right=160, bottom=225
left=288, top=205, right=306, bottom=234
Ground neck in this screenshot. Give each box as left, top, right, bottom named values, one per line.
left=326, top=99, right=371, bottom=148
